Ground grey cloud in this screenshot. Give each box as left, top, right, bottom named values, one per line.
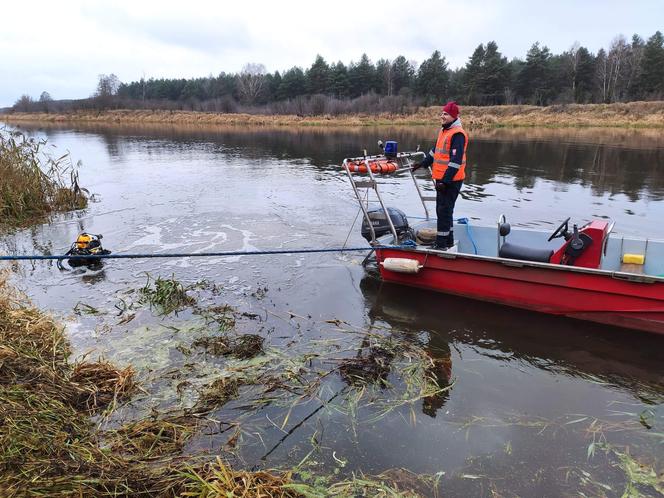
left=80, top=5, right=252, bottom=55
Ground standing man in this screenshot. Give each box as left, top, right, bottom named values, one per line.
left=412, top=101, right=469, bottom=249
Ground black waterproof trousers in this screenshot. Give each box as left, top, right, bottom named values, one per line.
left=436, top=180, right=463, bottom=246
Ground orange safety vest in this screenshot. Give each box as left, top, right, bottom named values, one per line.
left=432, top=123, right=468, bottom=181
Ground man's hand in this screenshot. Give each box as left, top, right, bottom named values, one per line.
left=435, top=180, right=447, bottom=192
left=411, top=162, right=423, bottom=172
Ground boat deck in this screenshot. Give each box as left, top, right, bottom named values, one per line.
left=404, top=220, right=664, bottom=279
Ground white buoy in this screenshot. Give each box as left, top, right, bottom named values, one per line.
left=380, top=258, right=422, bottom=274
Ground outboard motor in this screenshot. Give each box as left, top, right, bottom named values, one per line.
left=361, top=207, right=410, bottom=242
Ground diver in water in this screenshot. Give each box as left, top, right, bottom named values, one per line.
left=58, top=233, right=111, bottom=270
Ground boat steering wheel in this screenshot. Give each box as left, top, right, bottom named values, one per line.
left=547, top=217, right=571, bottom=241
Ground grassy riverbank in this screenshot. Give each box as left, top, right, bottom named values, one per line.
left=0, top=272, right=298, bottom=496
left=0, top=272, right=445, bottom=496
left=3, top=101, right=664, bottom=128
left=0, top=277, right=342, bottom=495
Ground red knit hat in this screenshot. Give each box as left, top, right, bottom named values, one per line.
left=442, top=101, right=459, bottom=119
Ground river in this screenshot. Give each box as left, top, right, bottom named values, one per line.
left=2, top=122, right=663, bottom=496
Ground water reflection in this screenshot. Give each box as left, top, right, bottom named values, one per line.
left=361, top=273, right=664, bottom=404
left=10, top=122, right=664, bottom=202
left=78, top=266, right=108, bottom=284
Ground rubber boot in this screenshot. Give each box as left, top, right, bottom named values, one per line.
left=433, top=230, right=454, bottom=250
left=445, top=230, right=455, bottom=248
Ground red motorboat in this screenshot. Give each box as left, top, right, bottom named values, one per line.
left=343, top=146, right=664, bottom=335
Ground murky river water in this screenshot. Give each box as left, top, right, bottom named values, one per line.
left=2, top=122, right=663, bottom=496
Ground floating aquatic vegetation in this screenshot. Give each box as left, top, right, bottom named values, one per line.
left=194, top=377, right=241, bottom=414
left=338, top=342, right=396, bottom=386
left=195, top=303, right=237, bottom=331
left=326, top=469, right=438, bottom=497
left=180, top=456, right=302, bottom=497
left=193, top=333, right=264, bottom=359
left=229, top=333, right=265, bottom=359
left=289, top=466, right=440, bottom=497
left=330, top=331, right=453, bottom=424
left=139, top=274, right=197, bottom=315
left=73, top=301, right=101, bottom=315
left=600, top=444, right=664, bottom=497
left=192, top=335, right=233, bottom=356
left=0, top=273, right=309, bottom=496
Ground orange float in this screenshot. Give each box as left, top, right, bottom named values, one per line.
left=346, top=159, right=398, bottom=174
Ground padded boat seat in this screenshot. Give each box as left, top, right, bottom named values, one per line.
left=499, top=242, right=553, bottom=263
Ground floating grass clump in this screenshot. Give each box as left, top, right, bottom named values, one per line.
left=108, top=416, right=201, bottom=459
left=193, top=333, right=264, bottom=359
left=194, top=377, right=241, bottom=414
left=196, top=303, right=237, bottom=332
left=139, top=274, right=196, bottom=315
left=70, top=360, right=136, bottom=413
left=338, top=341, right=396, bottom=386
left=0, top=129, right=88, bottom=228
left=180, top=457, right=303, bottom=497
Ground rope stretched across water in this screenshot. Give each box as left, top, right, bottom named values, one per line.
left=0, top=246, right=401, bottom=262
left=0, top=219, right=478, bottom=261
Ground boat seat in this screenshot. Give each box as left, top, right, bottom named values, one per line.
left=499, top=242, right=553, bottom=263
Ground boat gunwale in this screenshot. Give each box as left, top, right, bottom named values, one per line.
left=377, top=245, right=664, bottom=284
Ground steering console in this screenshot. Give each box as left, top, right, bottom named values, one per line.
left=547, top=217, right=571, bottom=242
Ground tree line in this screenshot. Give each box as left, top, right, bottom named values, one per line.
left=10, top=31, right=664, bottom=115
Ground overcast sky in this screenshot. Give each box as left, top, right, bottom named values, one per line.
left=1, top=0, right=661, bottom=107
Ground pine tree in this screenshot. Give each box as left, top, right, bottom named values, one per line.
left=348, top=54, right=376, bottom=97
left=481, top=42, right=509, bottom=105
left=416, top=50, right=449, bottom=104
left=461, top=44, right=485, bottom=105
left=375, top=58, right=392, bottom=95
left=626, top=35, right=645, bottom=99
left=574, top=47, right=596, bottom=103
left=329, top=62, right=350, bottom=98
left=269, top=71, right=283, bottom=101
left=390, top=55, right=415, bottom=95
left=306, top=55, right=331, bottom=95
left=279, top=67, right=307, bottom=100
left=516, top=42, right=553, bottom=105
left=638, top=31, right=664, bottom=97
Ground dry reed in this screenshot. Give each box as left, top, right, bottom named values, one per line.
left=0, top=129, right=88, bottom=228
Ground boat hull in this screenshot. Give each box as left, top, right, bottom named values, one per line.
left=376, top=248, right=664, bottom=335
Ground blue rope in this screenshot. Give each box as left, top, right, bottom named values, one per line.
left=456, top=218, right=478, bottom=255
left=0, top=246, right=405, bottom=262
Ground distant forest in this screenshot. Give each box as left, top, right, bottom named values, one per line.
left=11, top=31, right=664, bottom=116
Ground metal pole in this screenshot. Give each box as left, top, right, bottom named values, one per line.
left=403, top=152, right=428, bottom=220
left=344, top=159, right=376, bottom=244
left=365, top=157, right=398, bottom=243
